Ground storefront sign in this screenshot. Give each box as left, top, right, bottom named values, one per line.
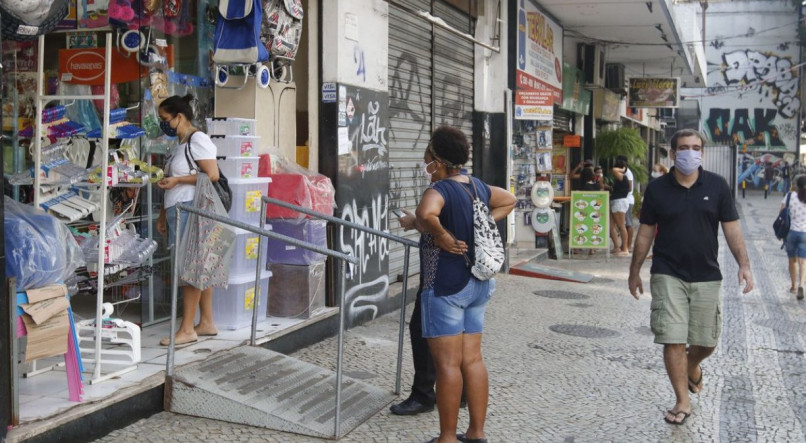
left=560, top=63, right=591, bottom=115
left=594, top=89, right=620, bottom=122
left=58, top=48, right=147, bottom=85
left=569, top=191, right=610, bottom=249
left=563, top=135, right=581, bottom=148
left=628, top=77, right=680, bottom=108
left=516, top=1, right=563, bottom=103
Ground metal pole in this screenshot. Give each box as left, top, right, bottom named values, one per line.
left=92, top=33, right=113, bottom=382
left=8, top=279, right=19, bottom=427
left=334, top=259, right=347, bottom=438
left=395, top=245, right=411, bottom=395
left=166, top=206, right=181, bottom=377
left=250, top=200, right=268, bottom=346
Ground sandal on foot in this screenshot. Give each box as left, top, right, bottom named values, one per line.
left=159, top=333, right=198, bottom=346
left=664, top=409, right=691, bottom=425
left=457, top=433, right=488, bottom=443
left=194, top=327, right=219, bottom=337
left=688, top=365, right=703, bottom=394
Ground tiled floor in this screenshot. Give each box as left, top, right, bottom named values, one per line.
left=13, top=309, right=336, bottom=424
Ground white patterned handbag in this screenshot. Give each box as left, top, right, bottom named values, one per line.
left=456, top=177, right=505, bottom=280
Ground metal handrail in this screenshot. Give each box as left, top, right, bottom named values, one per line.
left=166, top=201, right=365, bottom=438
left=262, top=197, right=418, bottom=247
left=262, top=196, right=419, bottom=401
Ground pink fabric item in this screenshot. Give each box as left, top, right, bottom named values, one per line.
left=64, top=322, right=84, bottom=402
left=16, top=316, right=26, bottom=338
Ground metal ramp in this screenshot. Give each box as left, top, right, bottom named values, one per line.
left=166, top=346, right=394, bottom=439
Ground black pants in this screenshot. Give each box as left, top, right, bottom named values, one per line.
left=408, top=287, right=436, bottom=406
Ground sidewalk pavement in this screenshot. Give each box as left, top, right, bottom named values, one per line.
left=95, top=191, right=805, bottom=442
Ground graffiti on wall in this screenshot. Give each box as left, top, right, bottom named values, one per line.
left=737, top=151, right=797, bottom=191
left=387, top=52, right=473, bottom=211
left=335, top=85, right=392, bottom=326
left=702, top=24, right=799, bottom=152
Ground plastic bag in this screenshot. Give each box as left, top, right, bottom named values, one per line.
left=260, top=151, right=335, bottom=219
left=179, top=174, right=235, bottom=289
left=4, top=196, right=85, bottom=290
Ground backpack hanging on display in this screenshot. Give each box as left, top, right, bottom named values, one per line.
left=260, top=0, right=303, bottom=82
left=0, top=0, right=69, bottom=41
left=213, top=0, right=271, bottom=88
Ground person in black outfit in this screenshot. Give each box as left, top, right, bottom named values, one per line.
left=388, top=277, right=437, bottom=415
left=390, top=214, right=467, bottom=415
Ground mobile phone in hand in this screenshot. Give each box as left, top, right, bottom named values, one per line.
left=392, top=209, right=405, bottom=218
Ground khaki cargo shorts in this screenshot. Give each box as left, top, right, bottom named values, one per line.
left=649, top=274, right=722, bottom=347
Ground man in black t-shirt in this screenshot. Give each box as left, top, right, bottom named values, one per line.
left=628, top=128, right=754, bottom=426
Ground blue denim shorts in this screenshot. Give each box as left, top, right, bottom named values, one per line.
left=166, top=201, right=192, bottom=248
left=785, top=230, right=806, bottom=258
left=421, top=278, right=494, bottom=338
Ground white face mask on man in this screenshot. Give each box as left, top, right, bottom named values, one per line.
left=674, top=149, right=702, bottom=175
left=651, top=171, right=663, bottom=178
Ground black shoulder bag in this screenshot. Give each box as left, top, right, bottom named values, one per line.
left=184, top=132, right=233, bottom=212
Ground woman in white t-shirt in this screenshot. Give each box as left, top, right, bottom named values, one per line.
left=155, top=94, right=221, bottom=345
left=783, top=175, right=806, bottom=300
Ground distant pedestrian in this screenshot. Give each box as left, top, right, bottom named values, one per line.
left=783, top=175, right=806, bottom=300
left=609, top=158, right=631, bottom=257
left=765, top=162, right=775, bottom=196
left=780, top=161, right=791, bottom=193
left=619, top=155, right=636, bottom=253
left=628, top=128, right=754, bottom=426
left=651, top=163, right=668, bottom=181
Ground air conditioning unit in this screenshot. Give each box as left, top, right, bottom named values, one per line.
left=577, top=43, right=606, bottom=88
left=605, top=63, right=626, bottom=91
left=658, top=108, right=677, bottom=122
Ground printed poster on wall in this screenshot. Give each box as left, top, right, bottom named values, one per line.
left=569, top=191, right=610, bottom=249
left=515, top=0, right=563, bottom=120
left=628, top=77, right=680, bottom=108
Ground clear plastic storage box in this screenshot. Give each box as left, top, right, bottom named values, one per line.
left=228, top=177, right=272, bottom=225
left=205, top=117, right=256, bottom=136
left=218, top=156, right=259, bottom=179
left=230, top=227, right=263, bottom=275
left=211, top=135, right=260, bottom=157
left=212, top=270, right=272, bottom=330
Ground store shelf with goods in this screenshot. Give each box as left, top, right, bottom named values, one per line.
left=26, top=33, right=150, bottom=385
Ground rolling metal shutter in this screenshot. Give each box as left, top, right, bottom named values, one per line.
left=387, top=0, right=475, bottom=281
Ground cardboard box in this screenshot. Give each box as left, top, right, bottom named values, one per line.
left=267, top=262, right=325, bottom=319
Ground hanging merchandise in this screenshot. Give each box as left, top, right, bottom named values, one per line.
left=0, top=0, right=69, bottom=41
left=531, top=180, right=554, bottom=209
left=213, top=0, right=272, bottom=89
left=531, top=207, right=553, bottom=233
left=80, top=0, right=111, bottom=28
left=162, top=0, right=193, bottom=36
left=61, top=83, right=103, bottom=135
left=261, top=0, right=303, bottom=82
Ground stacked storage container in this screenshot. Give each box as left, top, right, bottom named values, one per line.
left=206, top=118, right=273, bottom=330
left=265, top=173, right=334, bottom=319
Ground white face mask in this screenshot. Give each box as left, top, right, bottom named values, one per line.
left=674, top=149, right=702, bottom=175
left=651, top=171, right=662, bottom=178
left=423, top=160, right=435, bottom=180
